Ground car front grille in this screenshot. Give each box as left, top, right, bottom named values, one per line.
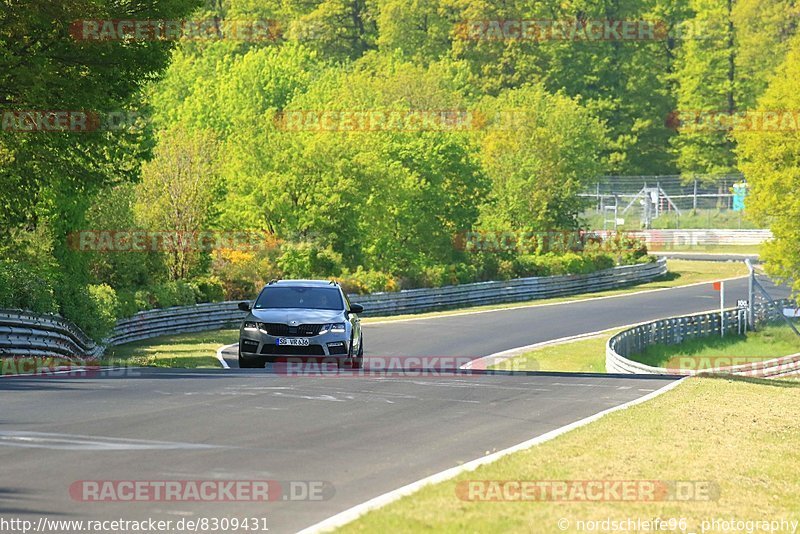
left=259, top=323, right=323, bottom=337
left=260, top=344, right=326, bottom=356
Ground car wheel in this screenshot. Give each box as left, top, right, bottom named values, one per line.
left=337, top=334, right=360, bottom=370
left=238, top=348, right=259, bottom=369
left=352, top=336, right=364, bottom=369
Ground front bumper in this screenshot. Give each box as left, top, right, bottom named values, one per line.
left=239, top=328, right=351, bottom=359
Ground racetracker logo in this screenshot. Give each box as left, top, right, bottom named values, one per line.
left=667, top=110, right=800, bottom=132
left=247, top=356, right=527, bottom=377
left=69, top=480, right=335, bottom=502
left=68, top=230, right=280, bottom=253
left=456, top=480, right=719, bottom=502
left=0, top=110, right=143, bottom=133
left=69, top=19, right=281, bottom=41
left=453, top=230, right=608, bottom=254
left=274, top=110, right=481, bottom=132
left=665, top=356, right=800, bottom=377
left=1, top=356, right=100, bottom=377
left=455, top=19, right=667, bottom=41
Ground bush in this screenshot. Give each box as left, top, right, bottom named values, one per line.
left=60, top=282, right=120, bottom=341
left=600, top=233, right=649, bottom=265
left=87, top=284, right=120, bottom=336
left=116, top=290, right=139, bottom=318
left=337, top=267, right=397, bottom=295
left=512, top=255, right=550, bottom=277
left=0, top=260, right=58, bottom=313
left=149, top=281, right=199, bottom=308
left=277, top=242, right=344, bottom=279
left=194, top=276, right=226, bottom=303
left=211, top=248, right=280, bottom=300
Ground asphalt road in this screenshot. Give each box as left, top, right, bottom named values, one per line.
left=0, top=274, right=789, bottom=533
left=0, top=371, right=674, bottom=533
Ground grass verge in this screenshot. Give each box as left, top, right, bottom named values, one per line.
left=632, top=322, right=800, bottom=368
left=103, top=329, right=239, bottom=368
left=336, top=377, right=800, bottom=533
left=491, top=331, right=622, bottom=373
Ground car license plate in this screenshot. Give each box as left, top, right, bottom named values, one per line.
left=276, top=338, right=310, bottom=347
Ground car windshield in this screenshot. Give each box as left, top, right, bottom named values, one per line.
left=254, top=286, right=343, bottom=311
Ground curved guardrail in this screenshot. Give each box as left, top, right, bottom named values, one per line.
left=0, top=309, right=103, bottom=359
left=108, top=258, right=666, bottom=345
left=606, top=298, right=797, bottom=376
left=2, top=258, right=667, bottom=357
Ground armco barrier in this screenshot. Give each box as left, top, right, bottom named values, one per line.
left=0, top=309, right=103, bottom=359
left=107, top=258, right=666, bottom=345
left=606, top=298, right=798, bottom=376
left=2, top=259, right=667, bottom=357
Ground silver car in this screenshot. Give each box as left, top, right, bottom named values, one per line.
left=237, top=280, right=364, bottom=369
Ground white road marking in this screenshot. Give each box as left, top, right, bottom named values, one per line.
left=216, top=343, right=236, bottom=369
left=297, top=377, right=688, bottom=533
left=273, top=392, right=344, bottom=402
left=0, top=431, right=221, bottom=451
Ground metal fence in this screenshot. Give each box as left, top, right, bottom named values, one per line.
left=584, top=174, right=745, bottom=212
left=606, top=298, right=797, bottom=376
left=582, top=174, right=752, bottom=229
left=2, top=259, right=667, bottom=358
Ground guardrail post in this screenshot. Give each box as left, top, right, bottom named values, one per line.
left=745, top=259, right=755, bottom=330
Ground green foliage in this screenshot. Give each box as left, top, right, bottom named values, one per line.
left=14, top=0, right=797, bottom=336
left=0, top=260, right=58, bottom=313
left=337, top=267, right=398, bottom=295
left=135, top=126, right=222, bottom=280
left=210, top=248, right=281, bottom=301
left=59, top=281, right=120, bottom=341
left=512, top=253, right=616, bottom=278
left=193, top=276, right=226, bottom=303
left=475, top=84, right=608, bottom=232
left=277, top=242, right=345, bottom=279
left=735, top=32, right=800, bottom=297
left=83, top=183, right=164, bottom=290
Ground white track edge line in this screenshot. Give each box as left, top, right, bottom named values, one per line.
left=215, top=344, right=235, bottom=369
left=297, top=376, right=688, bottom=534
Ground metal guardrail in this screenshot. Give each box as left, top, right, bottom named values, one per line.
left=0, top=309, right=103, bottom=359
left=2, top=259, right=667, bottom=357
left=109, top=259, right=666, bottom=345
left=606, top=298, right=797, bottom=376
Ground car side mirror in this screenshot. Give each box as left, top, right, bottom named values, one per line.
left=238, top=302, right=251, bottom=312
left=350, top=303, right=364, bottom=314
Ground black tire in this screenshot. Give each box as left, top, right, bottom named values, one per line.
left=238, top=348, right=260, bottom=369
left=352, top=335, right=364, bottom=369
left=337, top=334, right=361, bottom=370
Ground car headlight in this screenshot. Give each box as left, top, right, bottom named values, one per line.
left=243, top=321, right=258, bottom=329
left=320, top=323, right=346, bottom=334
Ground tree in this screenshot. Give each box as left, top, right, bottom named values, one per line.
left=135, top=126, right=221, bottom=280
left=735, top=33, right=800, bottom=296
left=475, top=84, right=608, bottom=233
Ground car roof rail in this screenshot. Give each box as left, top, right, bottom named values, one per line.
left=328, top=279, right=338, bottom=286
left=268, top=279, right=279, bottom=285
